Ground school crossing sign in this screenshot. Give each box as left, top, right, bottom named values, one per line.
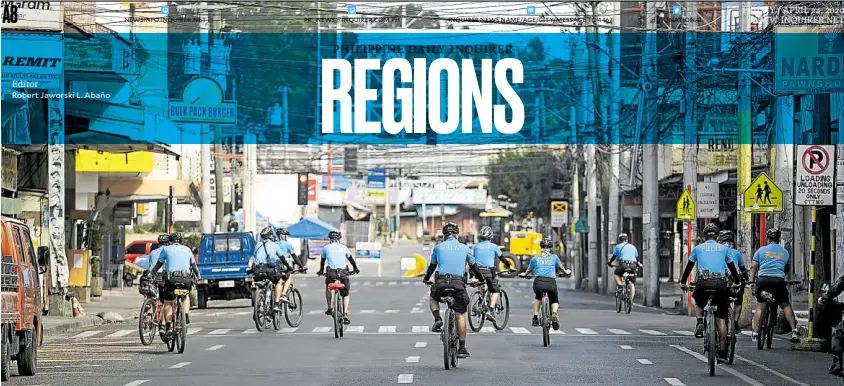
left=675, top=190, right=695, bottom=221
left=796, top=145, right=835, bottom=206
left=742, top=173, right=783, bottom=213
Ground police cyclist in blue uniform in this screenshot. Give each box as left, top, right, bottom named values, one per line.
left=317, top=230, right=360, bottom=325
left=520, top=238, right=571, bottom=330
left=275, top=227, right=304, bottom=303
left=718, top=230, right=749, bottom=333
left=472, top=226, right=514, bottom=323
left=607, top=233, right=642, bottom=301
left=749, top=228, right=801, bottom=342
left=423, top=222, right=483, bottom=359
left=148, top=232, right=200, bottom=332
left=249, top=227, right=293, bottom=310
left=680, top=224, right=741, bottom=362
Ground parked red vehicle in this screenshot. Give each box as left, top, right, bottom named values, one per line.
left=124, top=240, right=160, bottom=287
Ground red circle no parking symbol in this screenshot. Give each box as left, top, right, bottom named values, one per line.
left=802, top=145, right=830, bottom=176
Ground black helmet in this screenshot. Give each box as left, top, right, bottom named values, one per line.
left=702, top=223, right=719, bottom=238
left=276, top=228, right=290, bottom=238
left=260, top=226, right=274, bottom=240
left=157, top=233, right=171, bottom=245
left=767, top=228, right=781, bottom=243
left=717, top=230, right=734, bottom=244
left=328, top=230, right=341, bottom=241
left=443, top=222, right=459, bottom=237
left=479, top=226, right=493, bottom=241
left=169, top=232, right=182, bottom=244
left=618, top=233, right=628, bottom=243
left=540, top=238, right=554, bottom=249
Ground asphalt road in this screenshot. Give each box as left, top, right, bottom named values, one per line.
left=6, top=277, right=838, bottom=386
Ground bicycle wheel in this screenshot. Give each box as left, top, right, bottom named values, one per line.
left=615, top=291, right=622, bottom=313
left=272, top=296, right=282, bottom=331
left=624, top=284, right=633, bottom=314
left=284, top=288, right=303, bottom=327
left=443, top=308, right=452, bottom=370
left=338, top=293, right=345, bottom=338
left=176, top=303, right=187, bottom=354
left=493, top=289, right=510, bottom=330
left=757, top=305, right=768, bottom=350
left=450, top=310, right=458, bottom=368
left=468, top=292, right=484, bottom=332
left=254, top=287, right=265, bottom=332
left=707, top=310, right=716, bottom=376
left=766, top=306, right=776, bottom=349
left=333, top=291, right=341, bottom=339
left=542, top=297, right=550, bottom=347
left=138, top=297, right=156, bottom=346
left=727, top=306, right=737, bottom=365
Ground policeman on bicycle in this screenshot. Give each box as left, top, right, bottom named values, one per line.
left=749, top=228, right=801, bottom=342
left=607, top=233, right=642, bottom=301
left=149, top=233, right=200, bottom=333
left=519, top=238, right=571, bottom=330
left=717, top=230, right=749, bottom=333
left=249, top=227, right=294, bottom=310
left=317, top=230, right=360, bottom=325
left=275, top=227, right=303, bottom=303
left=472, top=226, right=514, bottom=323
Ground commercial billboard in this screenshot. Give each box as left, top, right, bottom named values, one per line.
left=775, top=26, right=844, bottom=94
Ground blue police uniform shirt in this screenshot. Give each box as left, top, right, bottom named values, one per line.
left=529, top=254, right=561, bottom=278
left=689, top=240, right=733, bottom=276
left=275, top=239, right=295, bottom=257
left=430, top=237, right=474, bottom=276
left=728, top=248, right=745, bottom=268
left=322, top=242, right=352, bottom=269
left=254, top=240, right=283, bottom=265
left=753, top=243, right=789, bottom=278
left=473, top=240, right=502, bottom=268
left=613, top=242, right=639, bottom=263
left=158, top=244, right=194, bottom=272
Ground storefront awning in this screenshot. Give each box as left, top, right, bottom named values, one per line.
left=66, top=98, right=182, bottom=150
left=98, top=178, right=193, bottom=200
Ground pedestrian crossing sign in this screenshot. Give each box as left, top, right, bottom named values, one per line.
left=742, top=173, right=784, bottom=213
left=676, top=190, right=696, bottom=221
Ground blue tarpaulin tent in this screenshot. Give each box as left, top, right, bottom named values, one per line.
left=287, top=217, right=338, bottom=239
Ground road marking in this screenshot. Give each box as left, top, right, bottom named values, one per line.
left=212, top=312, right=229, bottom=317
left=673, top=330, right=695, bottom=336
left=280, top=328, right=298, bottom=333
left=376, top=282, right=384, bottom=286
left=234, top=311, right=250, bottom=316
left=412, top=326, right=429, bottom=333
left=209, top=329, right=230, bottom=335
left=640, top=329, right=666, bottom=336
left=169, top=362, right=191, bottom=369
left=480, top=326, right=496, bottom=333
left=741, top=331, right=752, bottom=336
left=122, top=381, right=149, bottom=386
left=299, top=283, right=310, bottom=288
left=637, top=359, right=653, bottom=365
left=664, top=378, right=685, bottom=386
left=397, top=374, right=414, bottom=384
left=385, top=309, right=399, bottom=314
left=106, top=330, right=133, bottom=338
left=71, top=331, right=101, bottom=339
left=41, top=358, right=131, bottom=363
left=414, top=281, right=423, bottom=286
left=510, top=327, right=531, bottom=334
left=671, top=345, right=764, bottom=386
left=405, top=356, right=420, bottom=363
left=734, top=354, right=811, bottom=386
left=360, top=310, right=375, bottom=314
left=619, top=345, right=633, bottom=350
left=575, top=328, right=598, bottom=335
left=415, top=302, right=423, bottom=307
left=187, top=328, right=202, bottom=335
left=206, top=345, right=225, bottom=351
left=389, top=281, right=397, bottom=285
left=402, top=281, right=411, bottom=285
left=312, top=327, right=331, bottom=333
left=379, top=326, right=397, bottom=333
left=411, top=308, right=423, bottom=313
left=308, top=310, right=323, bottom=315
left=242, top=329, right=258, bottom=334
left=346, top=326, right=364, bottom=333
left=608, top=329, right=631, bottom=335
left=550, top=329, right=565, bottom=334
left=363, top=281, right=373, bottom=286
left=415, top=342, right=427, bottom=348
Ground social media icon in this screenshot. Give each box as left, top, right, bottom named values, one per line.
left=160, top=5, right=169, bottom=15
left=348, top=6, right=356, bottom=15
left=672, top=5, right=682, bottom=15
left=526, top=5, right=536, bottom=15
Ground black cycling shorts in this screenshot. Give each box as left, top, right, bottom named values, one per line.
left=692, top=278, right=730, bottom=319
left=254, top=264, right=284, bottom=284
left=325, top=268, right=351, bottom=297
left=533, top=277, right=559, bottom=304
left=479, top=268, right=500, bottom=293
left=430, top=276, right=470, bottom=314
left=163, top=271, right=194, bottom=301
left=755, top=276, right=790, bottom=304
left=733, top=284, right=745, bottom=306
left=614, top=262, right=637, bottom=284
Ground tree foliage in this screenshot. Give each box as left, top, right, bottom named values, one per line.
left=488, top=149, right=558, bottom=218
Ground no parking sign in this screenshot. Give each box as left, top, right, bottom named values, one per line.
left=796, top=145, right=835, bottom=206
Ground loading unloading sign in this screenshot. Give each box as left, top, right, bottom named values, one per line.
left=796, top=145, right=835, bottom=206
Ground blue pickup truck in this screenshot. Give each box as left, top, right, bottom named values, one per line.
left=196, top=232, right=256, bottom=309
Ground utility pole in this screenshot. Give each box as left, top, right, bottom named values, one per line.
left=395, top=168, right=401, bottom=244
left=605, top=3, right=622, bottom=296
left=584, top=4, right=600, bottom=294
left=681, top=1, right=699, bottom=315
left=837, top=91, right=844, bottom=302
left=199, top=3, right=213, bottom=234
left=737, top=2, right=753, bottom=307
left=385, top=175, right=391, bottom=245
left=642, top=1, right=660, bottom=307
left=571, top=146, right=582, bottom=288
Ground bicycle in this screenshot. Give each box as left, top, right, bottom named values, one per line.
left=425, top=275, right=460, bottom=370
left=754, top=280, right=803, bottom=350
left=283, top=269, right=305, bottom=328
left=324, top=268, right=356, bottom=339
left=467, top=276, right=510, bottom=332
left=611, top=264, right=636, bottom=314
left=684, top=280, right=741, bottom=376
left=252, top=264, right=285, bottom=332
left=520, top=273, right=565, bottom=347
left=165, top=286, right=190, bottom=354
left=138, top=275, right=163, bottom=346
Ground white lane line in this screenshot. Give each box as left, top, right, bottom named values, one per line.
left=397, top=374, right=414, bottom=384
left=411, top=308, right=424, bottom=313
left=360, top=310, right=375, bottom=314
left=402, top=281, right=411, bottom=285
left=71, top=331, right=102, bottom=339
left=385, top=310, right=400, bottom=314
left=575, top=328, right=598, bottom=335
left=312, top=327, right=331, bottom=333
left=608, top=329, right=631, bottom=335
left=280, top=328, right=299, bottom=333
left=414, top=281, right=423, bottom=286
left=299, top=283, right=310, bottom=288
left=242, top=329, right=258, bottom=334
left=122, top=381, right=149, bottom=386
left=308, top=310, right=323, bottom=315
left=640, top=329, right=667, bottom=336
left=363, top=281, right=373, bottom=286
left=212, top=312, right=229, bottom=317
left=379, top=326, right=397, bottom=333
left=209, top=329, right=231, bottom=335
left=412, top=326, right=429, bottom=333
left=619, top=345, right=633, bottom=350
left=673, top=330, right=695, bottom=336
left=415, top=342, right=427, bottom=348
left=550, top=329, right=566, bottom=334
left=405, top=356, right=420, bottom=363
left=169, top=362, right=191, bottom=369
left=637, top=359, right=654, bottom=365
left=664, top=378, right=686, bottom=386
left=510, top=327, right=531, bottom=334
left=346, top=326, right=364, bottom=333
left=106, top=330, right=133, bottom=338
left=671, top=345, right=764, bottom=386
left=414, top=302, right=423, bottom=307
left=187, top=328, right=202, bottom=335
left=206, top=345, right=225, bottom=351
left=479, top=326, right=496, bottom=333
left=234, top=311, right=250, bottom=316
left=376, top=282, right=384, bottom=286
left=389, top=281, right=397, bottom=286
left=734, top=354, right=811, bottom=386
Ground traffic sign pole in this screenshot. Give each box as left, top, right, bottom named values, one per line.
left=686, top=186, right=693, bottom=316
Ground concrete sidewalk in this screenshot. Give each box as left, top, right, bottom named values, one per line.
left=42, top=288, right=141, bottom=337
